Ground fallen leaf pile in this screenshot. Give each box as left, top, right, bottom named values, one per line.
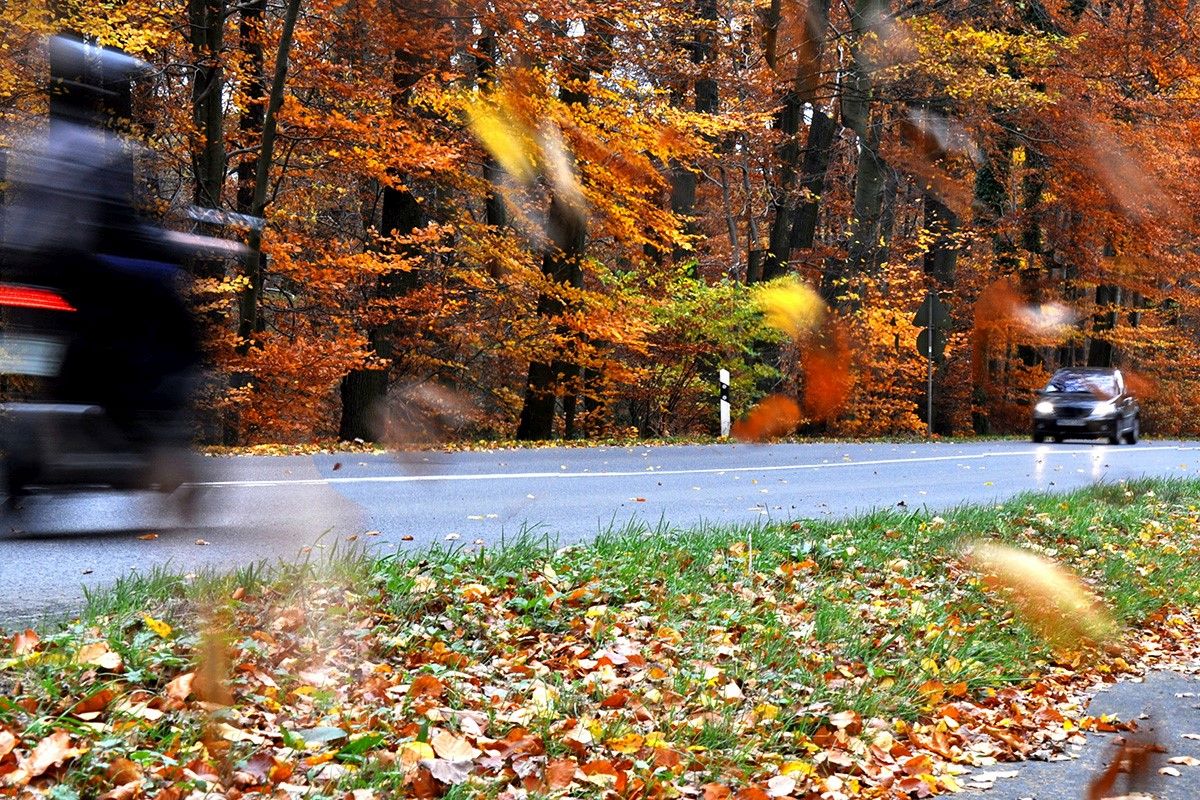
left=3, top=485, right=1200, bottom=799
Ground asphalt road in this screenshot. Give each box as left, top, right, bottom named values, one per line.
left=958, top=667, right=1200, bottom=799
left=2, top=438, right=1199, bottom=626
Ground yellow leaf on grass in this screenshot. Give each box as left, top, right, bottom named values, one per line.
left=606, top=733, right=644, bottom=754
left=143, top=615, right=172, bottom=638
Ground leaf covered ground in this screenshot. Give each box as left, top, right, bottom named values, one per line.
left=3, top=480, right=1200, bottom=800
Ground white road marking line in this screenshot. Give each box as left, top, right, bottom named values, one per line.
left=191, top=445, right=1196, bottom=489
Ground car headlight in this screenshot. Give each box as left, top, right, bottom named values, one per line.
left=1035, top=400, right=1055, bottom=415
left=1092, top=400, right=1116, bottom=416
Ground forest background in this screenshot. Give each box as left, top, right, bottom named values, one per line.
left=1, top=0, right=1197, bottom=445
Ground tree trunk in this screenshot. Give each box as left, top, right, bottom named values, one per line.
left=189, top=0, right=225, bottom=215
left=788, top=107, right=836, bottom=253
left=763, top=0, right=832, bottom=282
left=338, top=42, right=428, bottom=441
left=476, top=28, right=507, bottom=233
left=237, top=0, right=300, bottom=354
left=923, top=191, right=958, bottom=434
left=1088, top=284, right=1120, bottom=367
left=516, top=42, right=592, bottom=440
left=824, top=0, right=887, bottom=308
left=666, top=0, right=717, bottom=268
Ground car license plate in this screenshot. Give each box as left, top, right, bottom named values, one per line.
left=0, top=332, right=67, bottom=377
left=1057, top=418, right=1086, bottom=426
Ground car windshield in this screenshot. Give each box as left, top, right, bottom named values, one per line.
left=1045, top=372, right=1117, bottom=398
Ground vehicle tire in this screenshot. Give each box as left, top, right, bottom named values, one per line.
left=1124, top=416, right=1140, bottom=445
left=1107, top=426, right=1121, bottom=445
left=1032, top=432, right=1045, bottom=443
left=1053, top=435, right=1064, bottom=443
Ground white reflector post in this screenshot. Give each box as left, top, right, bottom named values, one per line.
left=719, top=368, right=730, bottom=438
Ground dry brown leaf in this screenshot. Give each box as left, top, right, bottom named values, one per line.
left=12, top=731, right=84, bottom=785
left=0, top=730, right=16, bottom=760
left=106, top=757, right=142, bottom=785
left=76, top=641, right=123, bottom=671
left=97, top=779, right=143, bottom=800
left=430, top=730, right=481, bottom=761
left=165, top=671, right=195, bottom=702
left=423, top=757, right=473, bottom=785
left=194, top=626, right=232, bottom=706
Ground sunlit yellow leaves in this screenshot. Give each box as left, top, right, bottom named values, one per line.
left=463, top=76, right=586, bottom=223
left=965, top=541, right=1120, bottom=649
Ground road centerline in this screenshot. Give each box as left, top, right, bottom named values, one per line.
left=192, top=444, right=1195, bottom=489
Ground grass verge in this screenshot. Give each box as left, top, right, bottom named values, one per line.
left=2, top=479, right=1200, bottom=799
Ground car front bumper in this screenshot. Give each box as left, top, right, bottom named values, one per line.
left=1033, top=416, right=1119, bottom=438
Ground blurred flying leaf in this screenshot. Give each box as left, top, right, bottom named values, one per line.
left=801, top=331, right=853, bottom=422
left=1086, top=734, right=1165, bottom=800
left=732, top=395, right=802, bottom=442
left=755, top=276, right=826, bottom=340
left=466, top=100, right=538, bottom=184
left=194, top=620, right=233, bottom=707
left=965, top=541, right=1119, bottom=649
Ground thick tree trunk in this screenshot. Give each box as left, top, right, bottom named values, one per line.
left=189, top=0, right=225, bottom=215
left=516, top=45, right=592, bottom=440
left=667, top=0, right=718, bottom=268
left=923, top=191, right=958, bottom=434
left=476, top=29, right=507, bottom=233
left=788, top=108, right=836, bottom=253
left=516, top=192, right=587, bottom=440
left=1088, top=284, right=1120, bottom=367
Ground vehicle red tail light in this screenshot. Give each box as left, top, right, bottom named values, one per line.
left=0, top=284, right=76, bottom=312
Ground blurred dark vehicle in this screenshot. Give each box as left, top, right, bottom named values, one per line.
left=0, top=36, right=237, bottom=514
left=1031, top=367, right=1140, bottom=445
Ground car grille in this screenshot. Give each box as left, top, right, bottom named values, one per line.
left=1056, top=405, right=1092, bottom=418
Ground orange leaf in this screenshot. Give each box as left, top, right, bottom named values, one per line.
left=409, top=674, right=444, bottom=699
left=106, top=757, right=142, bottom=786
left=702, top=783, right=731, bottom=800
left=545, top=758, right=577, bottom=789
left=11, top=630, right=39, bottom=656
left=22, top=731, right=84, bottom=783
